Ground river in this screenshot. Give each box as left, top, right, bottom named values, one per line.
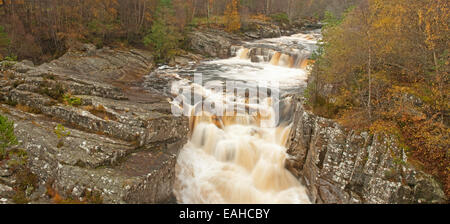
left=153, top=30, right=320, bottom=204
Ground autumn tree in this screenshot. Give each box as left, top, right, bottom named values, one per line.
left=307, top=0, right=450, bottom=197
left=418, top=0, right=449, bottom=124
left=224, top=0, right=241, bottom=32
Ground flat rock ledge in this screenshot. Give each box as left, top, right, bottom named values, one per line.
left=0, top=44, right=189, bottom=203
left=286, top=96, right=447, bottom=204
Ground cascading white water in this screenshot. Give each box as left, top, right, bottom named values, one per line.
left=171, top=30, right=321, bottom=204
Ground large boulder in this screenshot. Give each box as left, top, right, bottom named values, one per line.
left=243, top=20, right=282, bottom=39
left=187, top=29, right=243, bottom=59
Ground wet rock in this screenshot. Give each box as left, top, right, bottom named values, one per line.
left=170, top=52, right=203, bottom=67
left=286, top=96, right=447, bottom=204
left=251, top=55, right=264, bottom=63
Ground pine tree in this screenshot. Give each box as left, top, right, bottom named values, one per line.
left=0, top=114, right=18, bottom=160
left=143, top=0, right=181, bottom=63
left=0, top=26, right=10, bottom=60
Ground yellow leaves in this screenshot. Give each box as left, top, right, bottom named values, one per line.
left=417, top=0, right=449, bottom=50
left=313, top=0, right=450, bottom=198
left=372, top=17, right=393, bottom=29
left=250, top=14, right=270, bottom=22
left=369, top=120, right=400, bottom=136
left=145, top=12, right=152, bottom=22
left=224, top=0, right=240, bottom=33
left=108, top=8, right=118, bottom=16
left=1, top=0, right=24, bottom=5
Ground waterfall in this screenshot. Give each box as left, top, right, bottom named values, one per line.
left=230, top=32, right=321, bottom=69
left=269, top=52, right=281, bottom=65
left=278, top=54, right=291, bottom=67
left=237, top=48, right=250, bottom=59
left=173, top=99, right=311, bottom=204
left=171, top=30, right=321, bottom=204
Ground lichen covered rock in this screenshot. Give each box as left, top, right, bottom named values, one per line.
left=0, top=45, right=189, bottom=203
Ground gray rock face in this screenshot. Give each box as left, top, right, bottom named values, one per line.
left=187, top=29, right=244, bottom=59
left=286, top=96, right=447, bottom=204
left=243, top=19, right=322, bottom=39
left=0, top=45, right=189, bottom=203
left=243, top=20, right=282, bottom=39
left=186, top=20, right=321, bottom=59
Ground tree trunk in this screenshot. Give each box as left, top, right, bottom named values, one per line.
left=433, top=51, right=444, bottom=124
left=265, top=0, right=271, bottom=15
left=191, top=0, right=197, bottom=21
left=207, top=0, right=211, bottom=26
left=368, top=32, right=372, bottom=120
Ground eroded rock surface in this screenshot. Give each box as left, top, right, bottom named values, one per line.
left=286, top=96, right=447, bottom=204
left=0, top=44, right=189, bottom=203
left=187, top=29, right=244, bottom=59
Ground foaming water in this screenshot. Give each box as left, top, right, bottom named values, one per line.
left=169, top=31, right=321, bottom=204
left=174, top=120, right=310, bottom=204
left=202, top=58, right=308, bottom=89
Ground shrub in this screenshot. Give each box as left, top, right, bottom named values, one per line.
left=0, top=114, right=18, bottom=160
left=270, top=13, right=290, bottom=24
left=12, top=166, right=38, bottom=204
left=15, top=104, right=41, bottom=114
left=54, top=124, right=70, bottom=148
left=63, top=94, right=82, bottom=107
left=4, top=55, right=17, bottom=62
left=38, top=81, right=65, bottom=101
left=54, top=124, right=70, bottom=139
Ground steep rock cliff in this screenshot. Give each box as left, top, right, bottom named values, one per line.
left=286, top=96, right=447, bottom=204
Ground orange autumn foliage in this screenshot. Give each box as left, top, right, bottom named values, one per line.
left=308, top=0, right=449, bottom=198
left=224, top=0, right=241, bottom=32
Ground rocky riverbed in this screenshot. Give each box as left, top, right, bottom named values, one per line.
left=0, top=44, right=189, bottom=203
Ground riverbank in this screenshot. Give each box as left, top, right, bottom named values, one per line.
left=0, top=21, right=319, bottom=204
